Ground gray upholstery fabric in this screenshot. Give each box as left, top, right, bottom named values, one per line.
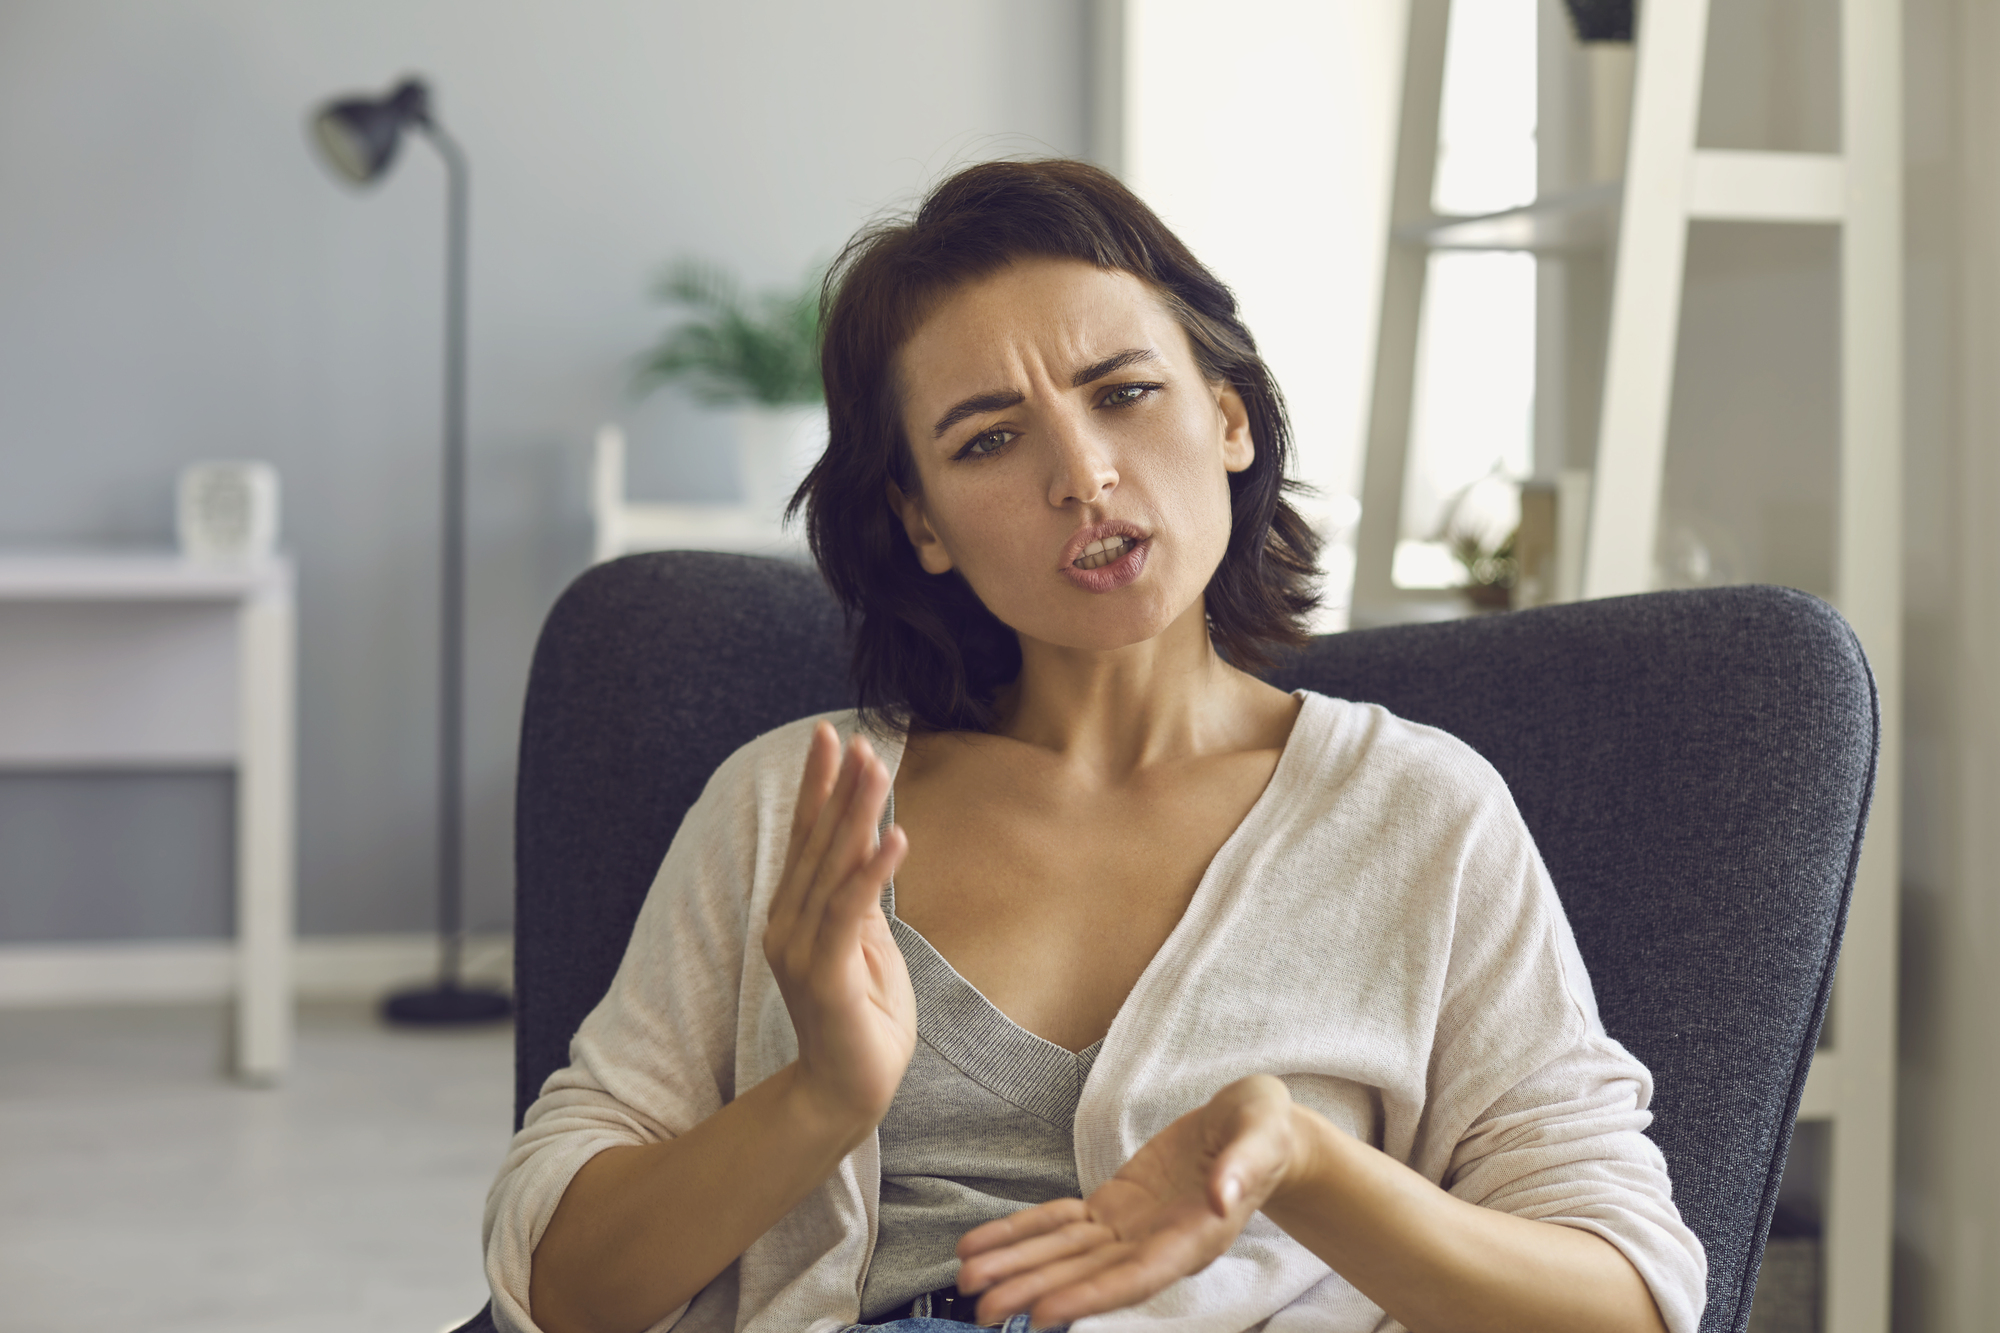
left=509, top=552, right=854, bottom=1122
left=454, top=551, right=1874, bottom=1333
left=1267, top=586, right=1874, bottom=1333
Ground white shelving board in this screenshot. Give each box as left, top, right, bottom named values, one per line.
left=1582, top=7, right=1901, bottom=1331
left=1356, top=3, right=1900, bottom=1330
left=591, top=424, right=807, bottom=564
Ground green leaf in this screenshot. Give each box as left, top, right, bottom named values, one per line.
left=636, top=259, right=824, bottom=407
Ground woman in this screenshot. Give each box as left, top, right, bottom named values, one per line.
left=485, top=160, right=1705, bottom=1333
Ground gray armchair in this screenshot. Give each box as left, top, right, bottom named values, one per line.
left=454, top=551, right=1874, bottom=1333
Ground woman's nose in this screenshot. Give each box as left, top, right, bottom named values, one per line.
left=1047, top=414, right=1119, bottom=508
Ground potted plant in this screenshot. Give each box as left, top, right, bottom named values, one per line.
left=638, top=261, right=825, bottom=523
left=1435, top=468, right=1521, bottom=612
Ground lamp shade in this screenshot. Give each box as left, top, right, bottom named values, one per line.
left=1562, top=0, right=1633, bottom=42
left=310, top=78, right=432, bottom=184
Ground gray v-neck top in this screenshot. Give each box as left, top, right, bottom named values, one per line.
left=859, top=795, right=1102, bottom=1321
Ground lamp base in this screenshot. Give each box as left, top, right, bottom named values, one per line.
left=382, top=982, right=512, bottom=1026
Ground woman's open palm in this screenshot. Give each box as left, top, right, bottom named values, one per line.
left=955, top=1076, right=1299, bottom=1328
left=762, top=722, right=915, bottom=1131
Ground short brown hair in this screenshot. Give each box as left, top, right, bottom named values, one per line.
left=795, top=159, right=1320, bottom=733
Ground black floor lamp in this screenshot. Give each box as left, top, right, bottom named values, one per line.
left=310, top=77, right=510, bottom=1025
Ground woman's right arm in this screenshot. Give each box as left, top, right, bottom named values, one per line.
left=527, top=723, right=915, bottom=1333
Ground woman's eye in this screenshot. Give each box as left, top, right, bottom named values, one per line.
left=956, top=429, right=1016, bottom=460
left=1101, top=383, right=1158, bottom=408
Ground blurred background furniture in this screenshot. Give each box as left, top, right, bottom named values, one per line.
left=590, top=423, right=810, bottom=564
left=448, top=550, right=1874, bottom=1333
left=0, top=551, right=295, bottom=1081
left=1354, top=5, right=1901, bottom=1322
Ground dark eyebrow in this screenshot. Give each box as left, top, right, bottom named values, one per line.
left=1071, top=347, right=1159, bottom=386
left=932, top=390, right=1025, bottom=441
left=927, top=348, right=1161, bottom=441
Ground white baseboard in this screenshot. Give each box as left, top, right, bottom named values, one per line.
left=0, top=933, right=513, bottom=1007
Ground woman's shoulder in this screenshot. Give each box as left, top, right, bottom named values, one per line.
left=1289, top=689, right=1514, bottom=817
left=1270, top=693, right=1565, bottom=986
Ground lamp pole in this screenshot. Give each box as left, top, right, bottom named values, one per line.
left=422, top=120, right=471, bottom=998
left=310, top=78, right=509, bottom=1024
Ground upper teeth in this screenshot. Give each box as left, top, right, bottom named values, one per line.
left=1075, top=536, right=1132, bottom=570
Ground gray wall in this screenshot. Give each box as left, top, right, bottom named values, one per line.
left=0, top=0, right=1086, bottom=941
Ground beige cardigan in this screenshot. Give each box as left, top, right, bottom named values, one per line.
left=484, top=693, right=1707, bottom=1333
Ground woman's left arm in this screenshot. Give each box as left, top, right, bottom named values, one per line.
left=956, top=1074, right=1667, bottom=1333
left=1262, top=1079, right=1668, bottom=1333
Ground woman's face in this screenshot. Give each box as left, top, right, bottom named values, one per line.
left=891, top=257, right=1253, bottom=655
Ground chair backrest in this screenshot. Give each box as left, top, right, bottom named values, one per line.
left=513, top=551, right=1875, bottom=1333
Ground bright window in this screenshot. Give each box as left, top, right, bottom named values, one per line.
left=1119, top=0, right=1403, bottom=628
left=1396, top=0, right=1539, bottom=588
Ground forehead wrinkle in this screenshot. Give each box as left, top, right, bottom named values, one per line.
left=920, top=342, right=1162, bottom=442
left=900, top=265, right=1173, bottom=445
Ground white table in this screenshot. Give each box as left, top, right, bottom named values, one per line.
left=0, top=552, right=296, bottom=1082
left=591, top=423, right=809, bottom=564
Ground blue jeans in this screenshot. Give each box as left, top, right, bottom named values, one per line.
left=840, top=1312, right=1072, bottom=1320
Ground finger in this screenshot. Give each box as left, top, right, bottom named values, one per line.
left=1206, top=1139, right=1283, bottom=1217
left=767, top=725, right=844, bottom=949
left=1205, top=1134, right=1275, bottom=1216
left=1024, top=1226, right=1217, bottom=1328
left=976, top=1242, right=1134, bottom=1325
left=786, top=744, right=885, bottom=989
left=776, top=738, right=868, bottom=957
left=803, top=736, right=868, bottom=875
left=957, top=1214, right=1112, bottom=1293
left=801, top=742, right=889, bottom=941
left=958, top=1198, right=1090, bottom=1261
left=1204, top=1108, right=1294, bottom=1216
left=783, top=721, right=842, bottom=872
left=813, top=826, right=906, bottom=962
left=1207, top=1165, right=1243, bottom=1218
left=770, top=730, right=857, bottom=930
left=829, top=738, right=890, bottom=872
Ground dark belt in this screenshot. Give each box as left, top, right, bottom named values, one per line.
left=892, top=1284, right=996, bottom=1326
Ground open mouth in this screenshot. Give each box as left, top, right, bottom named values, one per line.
left=1073, top=535, right=1136, bottom=571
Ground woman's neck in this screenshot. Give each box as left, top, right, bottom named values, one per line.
left=990, top=595, right=1291, bottom=777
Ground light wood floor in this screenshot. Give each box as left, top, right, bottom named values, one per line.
left=0, top=1000, right=511, bottom=1333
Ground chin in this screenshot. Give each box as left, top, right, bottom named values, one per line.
left=1026, top=594, right=1194, bottom=655
left=1052, top=626, right=1171, bottom=654
left=967, top=557, right=1210, bottom=655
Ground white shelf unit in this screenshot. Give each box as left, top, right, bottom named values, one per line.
left=590, top=423, right=807, bottom=564
left=0, top=552, right=297, bottom=1083
left=1356, top=3, right=1900, bottom=1331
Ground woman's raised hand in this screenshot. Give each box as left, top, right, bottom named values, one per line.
left=954, top=1075, right=1300, bottom=1328
left=763, top=721, right=916, bottom=1140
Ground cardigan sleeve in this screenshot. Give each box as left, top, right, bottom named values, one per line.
left=1410, top=755, right=1708, bottom=1333
left=1443, top=1028, right=1709, bottom=1333
left=480, top=738, right=769, bottom=1333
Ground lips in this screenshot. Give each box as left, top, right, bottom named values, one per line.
left=1060, top=520, right=1151, bottom=593
left=1060, top=520, right=1150, bottom=571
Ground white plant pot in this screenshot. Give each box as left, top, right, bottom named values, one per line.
left=732, top=404, right=828, bottom=526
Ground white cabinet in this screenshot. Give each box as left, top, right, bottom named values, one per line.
left=0, top=553, right=296, bottom=1083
